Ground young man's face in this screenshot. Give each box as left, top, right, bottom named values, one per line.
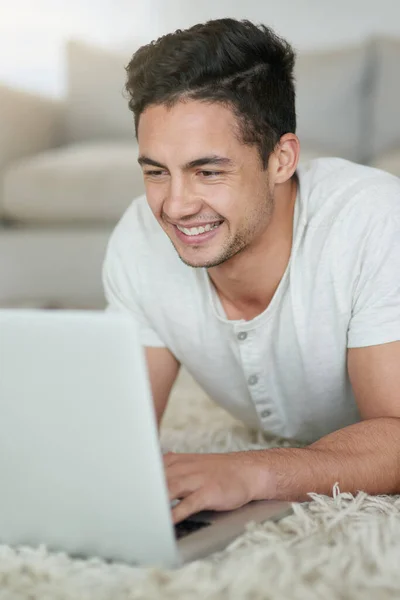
left=137, top=99, right=275, bottom=268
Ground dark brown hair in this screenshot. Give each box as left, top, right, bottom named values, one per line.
left=125, top=18, right=296, bottom=167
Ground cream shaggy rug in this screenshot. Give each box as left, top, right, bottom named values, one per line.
left=1, top=369, right=400, bottom=600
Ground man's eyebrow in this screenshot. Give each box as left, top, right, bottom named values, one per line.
left=184, top=156, right=234, bottom=169
left=137, top=155, right=234, bottom=170
left=137, top=156, right=166, bottom=169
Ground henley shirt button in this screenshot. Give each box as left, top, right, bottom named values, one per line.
left=248, top=374, right=258, bottom=386
left=260, top=409, right=271, bottom=418
left=237, top=331, right=248, bottom=341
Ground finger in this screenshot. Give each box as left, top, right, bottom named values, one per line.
left=162, top=451, right=177, bottom=465
left=163, top=452, right=188, bottom=468
left=172, top=490, right=209, bottom=524
left=168, top=474, right=203, bottom=501
left=163, top=452, right=198, bottom=467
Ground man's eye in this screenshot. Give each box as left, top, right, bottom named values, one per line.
left=144, top=170, right=166, bottom=176
left=199, top=170, right=223, bottom=178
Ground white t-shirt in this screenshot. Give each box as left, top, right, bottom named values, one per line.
left=103, top=158, right=400, bottom=443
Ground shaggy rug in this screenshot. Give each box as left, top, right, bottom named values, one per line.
left=0, top=370, right=399, bottom=600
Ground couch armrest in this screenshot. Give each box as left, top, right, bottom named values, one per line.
left=0, top=84, right=65, bottom=173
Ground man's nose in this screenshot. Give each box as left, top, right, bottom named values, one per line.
left=163, top=179, right=203, bottom=221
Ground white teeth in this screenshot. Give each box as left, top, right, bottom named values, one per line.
left=177, top=222, right=221, bottom=236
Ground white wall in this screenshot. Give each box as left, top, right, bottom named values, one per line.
left=1, top=0, right=400, bottom=97
left=158, top=0, right=400, bottom=51
left=0, top=0, right=159, bottom=96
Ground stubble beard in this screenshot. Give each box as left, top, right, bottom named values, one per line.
left=176, top=228, right=249, bottom=269
left=174, top=194, right=275, bottom=269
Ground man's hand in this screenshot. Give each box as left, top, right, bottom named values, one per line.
left=163, top=451, right=267, bottom=523
left=164, top=335, right=400, bottom=524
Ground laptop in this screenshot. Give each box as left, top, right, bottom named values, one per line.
left=0, top=309, right=292, bottom=568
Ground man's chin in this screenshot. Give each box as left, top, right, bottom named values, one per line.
left=175, top=248, right=228, bottom=269
left=167, top=230, right=238, bottom=269
left=176, top=238, right=248, bottom=269
left=177, top=254, right=219, bottom=269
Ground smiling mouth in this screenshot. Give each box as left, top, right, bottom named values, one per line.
left=175, top=222, right=223, bottom=237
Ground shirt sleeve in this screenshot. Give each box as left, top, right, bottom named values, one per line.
left=102, top=235, right=166, bottom=348
left=347, top=213, right=400, bottom=348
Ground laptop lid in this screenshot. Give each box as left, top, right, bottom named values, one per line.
left=0, top=309, right=180, bottom=567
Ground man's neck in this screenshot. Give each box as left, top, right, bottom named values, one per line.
left=208, top=177, right=298, bottom=321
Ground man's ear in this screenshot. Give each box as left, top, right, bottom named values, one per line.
left=269, top=134, right=300, bottom=184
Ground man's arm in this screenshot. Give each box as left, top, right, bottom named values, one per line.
left=165, top=341, right=400, bottom=523
left=259, top=419, right=400, bottom=502
left=145, top=347, right=180, bottom=427
left=255, top=340, right=400, bottom=501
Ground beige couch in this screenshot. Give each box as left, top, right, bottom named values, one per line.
left=0, top=36, right=399, bottom=309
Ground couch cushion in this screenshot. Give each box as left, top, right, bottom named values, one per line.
left=369, top=37, right=400, bottom=158
left=66, top=40, right=135, bottom=144
left=0, top=227, right=111, bottom=308
left=2, top=141, right=144, bottom=225
left=370, top=149, right=400, bottom=178
left=295, top=44, right=369, bottom=163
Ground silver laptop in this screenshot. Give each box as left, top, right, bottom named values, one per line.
left=0, top=309, right=292, bottom=568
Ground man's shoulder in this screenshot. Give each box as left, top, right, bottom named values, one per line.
left=107, top=194, right=176, bottom=261
left=299, top=156, right=400, bottom=196
left=294, top=159, right=400, bottom=309
left=298, top=157, right=400, bottom=226
left=111, top=194, right=160, bottom=247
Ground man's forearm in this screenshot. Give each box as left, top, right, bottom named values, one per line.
left=253, top=417, right=400, bottom=502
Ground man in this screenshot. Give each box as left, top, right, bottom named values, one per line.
left=103, top=18, right=400, bottom=524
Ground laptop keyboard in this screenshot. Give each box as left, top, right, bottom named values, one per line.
left=174, top=518, right=211, bottom=539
